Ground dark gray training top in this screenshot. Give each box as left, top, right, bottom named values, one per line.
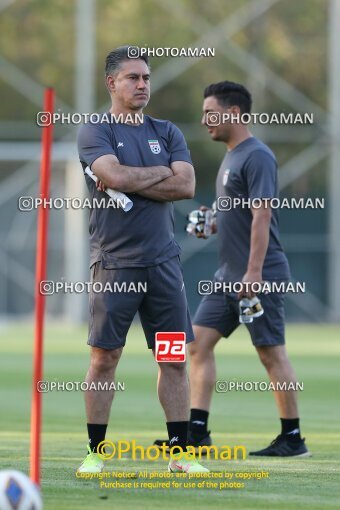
left=77, top=114, right=192, bottom=268
left=215, top=137, right=290, bottom=283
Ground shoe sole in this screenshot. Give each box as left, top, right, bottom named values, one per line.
left=249, top=451, right=312, bottom=458
left=76, top=467, right=104, bottom=473
left=293, top=451, right=312, bottom=458
left=168, top=465, right=210, bottom=473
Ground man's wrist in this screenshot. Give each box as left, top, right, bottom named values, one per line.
left=246, top=266, right=262, bottom=277
left=163, top=166, right=173, bottom=177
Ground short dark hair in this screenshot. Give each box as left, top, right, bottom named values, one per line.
left=204, top=81, right=252, bottom=114
left=105, top=45, right=149, bottom=76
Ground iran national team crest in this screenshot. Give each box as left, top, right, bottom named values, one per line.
left=223, top=168, right=230, bottom=186
left=148, top=139, right=161, bottom=154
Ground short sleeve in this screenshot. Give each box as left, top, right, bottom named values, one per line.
left=167, top=123, right=192, bottom=165
left=77, top=123, right=116, bottom=169
left=244, top=150, right=277, bottom=200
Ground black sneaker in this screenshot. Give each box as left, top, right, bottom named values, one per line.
left=188, top=430, right=212, bottom=451
left=249, top=435, right=311, bottom=457
left=153, top=431, right=212, bottom=454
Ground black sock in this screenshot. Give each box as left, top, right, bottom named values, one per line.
left=190, top=409, right=209, bottom=436
left=87, top=423, right=107, bottom=453
left=280, top=418, right=301, bottom=441
left=166, top=421, right=188, bottom=454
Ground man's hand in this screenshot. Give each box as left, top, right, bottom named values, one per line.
left=186, top=205, right=217, bottom=239
left=96, top=179, right=107, bottom=192
left=238, top=270, right=263, bottom=299
left=196, top=205, right=217, bottom=238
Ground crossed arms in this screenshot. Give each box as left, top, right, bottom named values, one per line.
left=91, top=154, right=195, bottom=201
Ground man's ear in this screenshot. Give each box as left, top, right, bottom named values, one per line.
left=229, top=104, right=241, bottom=116
left=106, top=75, right=115, bottom=92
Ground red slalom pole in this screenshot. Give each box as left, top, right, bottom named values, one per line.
left=30, top=88, right=55, bottom=485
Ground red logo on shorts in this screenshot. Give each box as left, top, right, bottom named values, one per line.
left=155, top=332, right=186, bottom=362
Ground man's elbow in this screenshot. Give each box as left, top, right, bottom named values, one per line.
left=179, top=185, right=195, bottom=200
left=183, top=178, right=195, bottom=199
left=94, top=162, right=127, bottom=191
left=185, top=187, right=195, bottom=199
left=109, top=176, right=127, bottom=191
left=101, top=170, right=127, bottom=191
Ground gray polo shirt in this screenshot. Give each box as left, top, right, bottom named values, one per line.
left=215, top=137, right=290, bottom=283
left=77, top=114, right=192, bottom=268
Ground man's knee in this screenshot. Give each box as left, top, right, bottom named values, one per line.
left=256, top=345, right=288, bottom=370
left=90, top=346, right=123, bottom=373
left=189, top=340, right=209, bottom=361
left=188, top=339, right=200, bottom=358
left=189, top=326, right=220, bottom=358
left=158, top=361, right=187, bottom=373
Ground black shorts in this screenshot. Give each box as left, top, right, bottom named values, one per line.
left=193, top=289, right=285, bottom=347
left=88, top=256, right=194, bottom=350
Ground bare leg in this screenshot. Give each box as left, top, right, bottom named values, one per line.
left=84, top=346, right=123, bottom=423
left=188, top=326, right=222, bottom=410
left=256, top=344, right=299, bottom=418
left=157, top=361, right=190, bottom=421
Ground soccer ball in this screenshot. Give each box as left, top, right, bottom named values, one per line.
left=0, top=470, right=42, bottom=510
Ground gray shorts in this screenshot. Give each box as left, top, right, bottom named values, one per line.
left=193, top=289, right=285, bottom=347
left=88, top=256, right=194, bottom=350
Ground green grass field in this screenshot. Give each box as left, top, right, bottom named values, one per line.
left=0, top=323, right=339, bottom=510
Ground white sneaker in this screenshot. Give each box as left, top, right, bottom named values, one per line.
left=77, top=445, right=104, bottom=473
left=168, top=453, right=209, bottom=473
